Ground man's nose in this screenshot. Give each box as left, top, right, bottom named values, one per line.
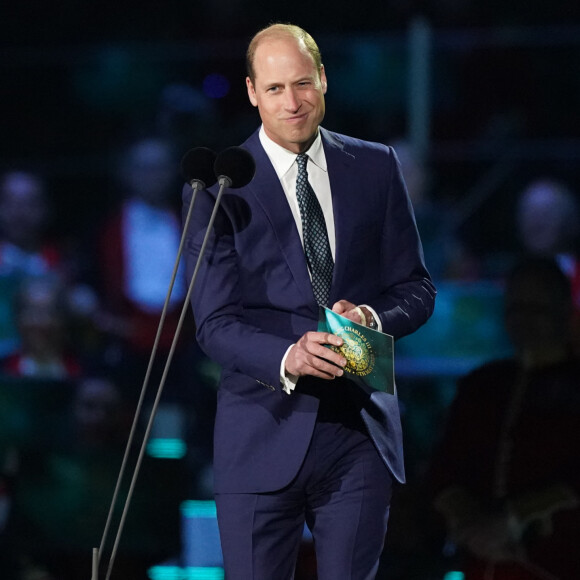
left=284, top=88, right=300, bottom=111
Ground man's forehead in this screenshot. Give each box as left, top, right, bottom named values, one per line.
left=253, top=40, right=318, bottom=81
left=254, top=36, right=311, bottom=63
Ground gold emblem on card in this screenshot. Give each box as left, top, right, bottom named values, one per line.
left=330, top=326, right=375, bottom=377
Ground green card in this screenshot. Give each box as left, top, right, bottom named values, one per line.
left=318, top=307, right=395, bottom=395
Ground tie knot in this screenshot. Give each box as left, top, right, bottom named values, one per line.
left=296, top=154, right=308, bottom=171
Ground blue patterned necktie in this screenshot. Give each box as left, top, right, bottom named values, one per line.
left=295, top=153, right=334, bottom=306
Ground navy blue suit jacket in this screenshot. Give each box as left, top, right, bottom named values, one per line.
left=183, top=127, right=435, bottom=494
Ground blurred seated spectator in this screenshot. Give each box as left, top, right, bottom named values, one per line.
left=94, top=136, right=189, bottom=359
left=516, top=178, right=580, bottom=353
left=0, top=171, right=64, bottom=279
left=0, top=171, right=66, bottom=358
left=0, top=170, right=99, bottom=363
left=426, top=257, right=580, bottom=579
left=72, top=374, right=126, bottom=450
left=516, top=178, right=580, bottom=310
left=10, top=373, right=186, bottom=580
left=1, top=276, right=82, bottom=380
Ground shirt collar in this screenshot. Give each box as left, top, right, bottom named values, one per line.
left=259, top=126, right=327, bottom=178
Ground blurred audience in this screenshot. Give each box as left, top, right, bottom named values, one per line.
left=515, top=178, right=580, bottom=353
left=94, top=136, right=189, bottom=360
left=89, top=136, right=201, bottom=530
left=0, top=171, right=63, bottom=279
left=155, top=82, right=222, bottom=155
left=1, top=277, right=82, bottom=380
left=515, top=178, right=580, bottom=310
left=0, top=171, right=65, bottom=358
left=8, top=373, right=186, bottom=580
left=0, top=170, right=100, bottom=364
left=72, top=375, right=126, bottom=449
left=427, top=257, right=580, bottom=579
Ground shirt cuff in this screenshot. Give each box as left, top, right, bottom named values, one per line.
left=360, top=304, right=382, bottom=332
left=280, top=344, right=299, bottom=395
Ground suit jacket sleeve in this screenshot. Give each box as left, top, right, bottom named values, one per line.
left=182, top=182, right=295, bottom=391
left=370, top=146, right=436, bottom=338
left=326, top=136, right=435, bottom=340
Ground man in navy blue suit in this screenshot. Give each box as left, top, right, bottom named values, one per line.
left=183, top=23, right=436, bottom=579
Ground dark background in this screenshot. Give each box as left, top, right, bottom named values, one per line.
left=1, top=2, right=580, bottom=578
left=2, top=0, right=580, bottom=262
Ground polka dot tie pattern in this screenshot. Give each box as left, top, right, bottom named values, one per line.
left=295, top=154, right=334, bottom=306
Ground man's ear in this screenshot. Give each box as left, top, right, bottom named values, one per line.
left=320, top=65, right=328, bottom=94
left=246, top=77, right=258, bottom=107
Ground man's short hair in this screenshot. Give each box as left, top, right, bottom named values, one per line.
left=246, top=23, right=322, bottom=84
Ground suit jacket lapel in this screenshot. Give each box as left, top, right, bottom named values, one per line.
left=321, top=128, right=357, bottom=304
left=243, top=133, right=315, bottom=307
left=242, top=128, right=359, bottom=309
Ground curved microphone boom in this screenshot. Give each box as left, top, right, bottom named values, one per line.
left=95, top=146, right=217, bottom=580
left=101, top=145, right=255, bottom=579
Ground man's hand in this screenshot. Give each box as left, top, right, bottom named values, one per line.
left=332, top=300, right=366, bottom=325
left=285, top=331, right=346, bottom=379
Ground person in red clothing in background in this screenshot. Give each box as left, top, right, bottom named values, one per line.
left=427, top=257, right=580, bottom=580
left=95, top=136, right=188, bottom=357
left=92, top=134, right=199, bottom=441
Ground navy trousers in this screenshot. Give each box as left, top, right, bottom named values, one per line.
left=215, top=410, right=393, bottom=580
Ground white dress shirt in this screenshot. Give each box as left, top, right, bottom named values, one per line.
left=259, top=127, right=335, bottom=260
left=258, top=127, right=380, bottom=393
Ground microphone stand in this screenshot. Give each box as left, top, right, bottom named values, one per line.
left=92, top=177, right=228, bottom=580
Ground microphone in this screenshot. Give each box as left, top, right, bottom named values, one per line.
left=94, top=144, right=254, bottom=580
left=94, top=144, right=218, bottom=580
left=180, top=146, right=218, bottom=189
left=214, top=146, right=256, bottom=189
